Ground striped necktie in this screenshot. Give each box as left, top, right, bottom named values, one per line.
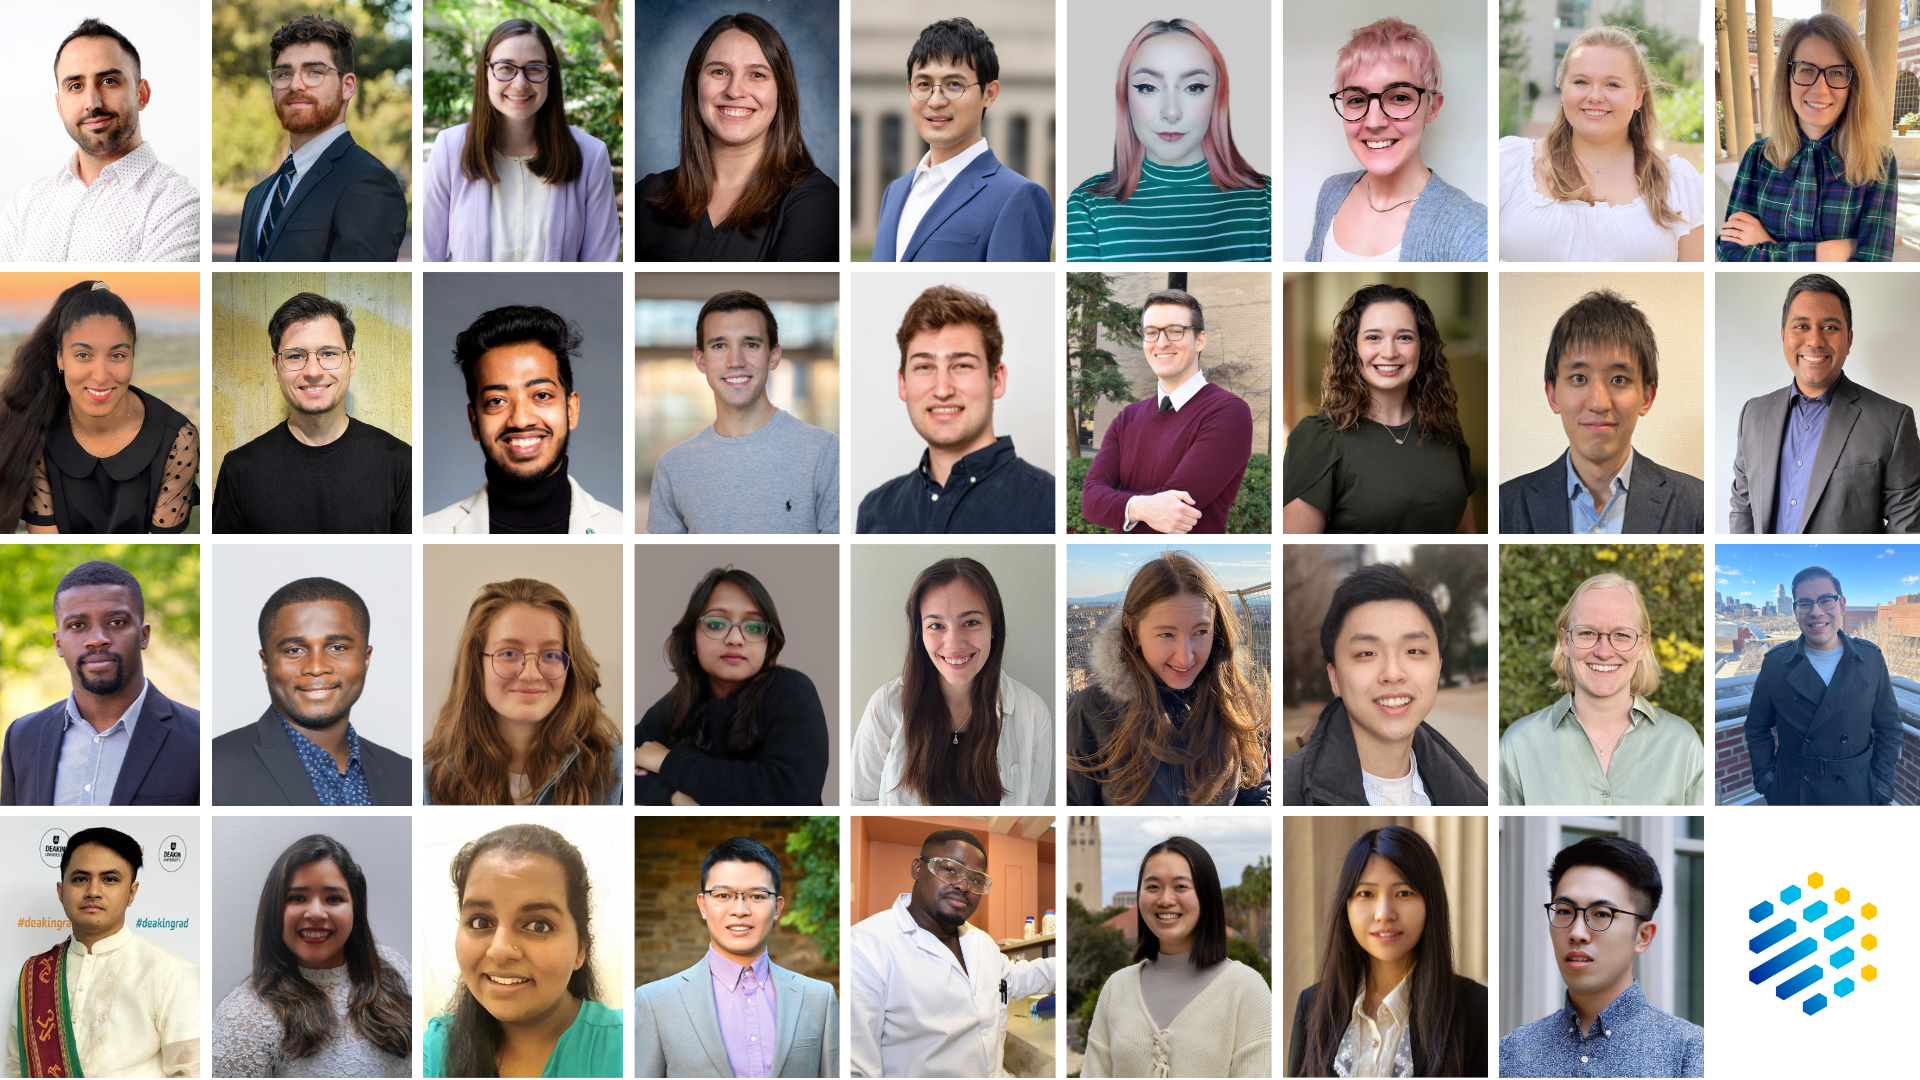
left=256, top=154, right=297, bottom=260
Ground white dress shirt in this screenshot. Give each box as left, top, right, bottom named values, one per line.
left=488, top=152, right=551, bottom=262
left=895, top=139, right=992, bottom=259
left=4, top=926, right=200, bottom=1078
left=849, top=673, right=1052, bottom=806
left=1124, top=368, right=1208, bottom=531
left=0, top=142, right=198, bottom=262
left=848, top=893, right=1055, bottom=1077
left=1362, top=748, right=1432, bottom=807
left=255, top=122, right=351, bottom=250
left=1335, top=970, right=1415, bottom=1077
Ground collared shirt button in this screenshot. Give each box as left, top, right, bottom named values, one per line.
left=1797, top=460, right=1803, bottom=466
left=931, top=493, right=939, bottom=501
left=970, top=476, right=976, bottom=483
left=1604, top=1030, right=1611, bottom=1037
left=1581, top=1056, right=1589, bottom=1063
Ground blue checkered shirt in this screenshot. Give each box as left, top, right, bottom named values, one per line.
left=1499, top=981, right=1704, bottom=1077
left=1717, top=131, right=1896, bottom=262
left=278, top=712, right=372, bottom=806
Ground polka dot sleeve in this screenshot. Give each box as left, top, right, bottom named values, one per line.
left=23, top=455, right=54, bottom=526
left=150, top=421, right=198, bottom=532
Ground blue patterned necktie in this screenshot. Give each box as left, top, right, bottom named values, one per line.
left=256, top=154, right=297, bottom=260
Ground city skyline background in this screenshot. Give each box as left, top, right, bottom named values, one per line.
left=1067, top=544, right=1271, bottom=601
left=1716, top=545, right=1920, bottom=610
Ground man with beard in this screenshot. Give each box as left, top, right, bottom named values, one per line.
left=211, top=576, right=410, bottom=804
left=212, top=291, right=412, bottom=532
left=423, top=305, right=621, bottom=533
left=847, top=829, right=1055, bottom=1078
left=236, top=15, right=406, bottom=261
left=857, top=285, right=1053, bottom=532
left=0, top=561, right=199, bottom=806
left=0, top=18, right=198, bottom=261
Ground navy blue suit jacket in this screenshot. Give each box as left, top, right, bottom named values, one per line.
left=1, top=683, right=200, bottom=805
left=238, top=130, right=407, bottom=261
left=872, top=147, right=1052, bottom=261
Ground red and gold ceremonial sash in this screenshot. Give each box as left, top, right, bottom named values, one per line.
left=15, top=941, right=81, bottom=1078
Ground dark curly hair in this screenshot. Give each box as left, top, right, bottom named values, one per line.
left=1319, top=284, right=1460, bottom=446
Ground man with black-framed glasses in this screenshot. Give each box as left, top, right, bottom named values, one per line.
left=635, top=836, right=839, bottom=1077
left=848, top=828, right=1054, bottom=1077
left=1744, top=564, right=1901, bottom=805
left=235, top=14, right=406, bottom=261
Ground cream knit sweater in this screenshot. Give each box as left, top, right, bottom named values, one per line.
left=1082, top=958, right=1272, bottom=1078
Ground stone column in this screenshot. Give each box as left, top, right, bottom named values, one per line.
left=1755, top=0, right=1777, bottom=137
left=1865, top=0, right=1899, bottom=124
left=1727, top=1, right=1758, bottom=157
left=1717, top=1, right=1742, bottom=159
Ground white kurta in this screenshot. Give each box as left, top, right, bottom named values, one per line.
left=849, top=673, right=1053, bottom=806
left=4, top=926, right=200, bottom=1077
left=848, top=892, right=1055, bottom=1078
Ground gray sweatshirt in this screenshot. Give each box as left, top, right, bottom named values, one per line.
left=647, top=408, right=840, bottom=533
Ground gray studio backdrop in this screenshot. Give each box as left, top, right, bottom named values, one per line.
left=1715, top=271, right=1920, bottom=531
left=850, top=271, right=1058, bottom=519
left=632, top=544, right=840, bottom=803
left=421, top=271, right=625, bottom=516
left=210, top=816, right=413, bottom=1009
left=848, top=543, right=1057, bottom=745
left=632, top=0, right=842, bottom=185
left=210, top=544, right=413, bottom=756
left=1065, top=0, right=1272, bottom=187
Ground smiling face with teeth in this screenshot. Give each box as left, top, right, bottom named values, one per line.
left=1354, top=301, right=1419, bottom=402
left=457, top=850, right=587, bottom=1026
left=696, top=858, right=785, bottom=964
left=281, top=857, right=354, bottom=969
left=482, top=603, right=569, bottom=726
left=1560, top=586, right=1646, bottom=705
left=1133, top=591, right=1215, bottom=690
left=694, top=308, right=781, bottom=420
left=1141, top=301, right=1206, bottom=392
left=1780, top=289, right=1851, bottom=399
left=1137, top=851, right=1201, bottom=952
left=263, top=599, right=371, bottom=731
left=1792, top=572, right=1845, bottom=650
left=900, top=323, right=1004, bottom=461
left=1345, top=853, right=1426, bottom=974
left=469, top=343, right=579, bottom=482
left=1339, top=57, right=1437, bottom=180
left=1557, top=43, right=1644, bottom=146
left=919, top=578, right=994, bottom=688
left=1787, top=32, right=1850, bottom=140
left=485, top=33, right=550, bottom=127
left=60, top=313, right=136, bottom=422
left=698, top=29, right=779, bottom=152
left=1326, top=599, right=1442, bottom=759
left=272, top=315, right=356, bottom=418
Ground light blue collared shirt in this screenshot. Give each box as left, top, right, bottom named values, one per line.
left=254, top=122, right=351, bottom=249
left=1568, top=449, right=1634, bottom=534
left=52, top=678, right=150, bottom=806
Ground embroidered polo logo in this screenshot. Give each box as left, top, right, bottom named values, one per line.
left=786, top=500, right=792, bottom=512
left=1746, top=871, right=1878, bottom=1015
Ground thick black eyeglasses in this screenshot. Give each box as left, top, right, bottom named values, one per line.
left=1792, top=594, right=1843, bottom=614
left=1788, top=61, right=1854, bottom=89
left=1330, top=84, right=1430, bottom=121
left=1545, top=902, right=1650, bottom=932
left=488, top=61, right=552, bottom=84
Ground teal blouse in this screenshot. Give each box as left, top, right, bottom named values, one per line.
left=423, top=997, right=623, bottom=1078
left=1067, top=158, right=1272, bottom=261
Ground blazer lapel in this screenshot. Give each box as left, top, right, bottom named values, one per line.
left=30, top=709, right=64, bottom=805
left=1747, top=390, right=1789, bottom=532
left=1523, top=452, right=1575, bottom=533
left=253, top=708, right=322, bottom=806
left=239, top=183, right=266, bottom=261
left=903, top=151, right=999, bottom=260
left=1801, top=379, right=1862, bottom=532
left=1623, top=454, right=1672, bottom=533
left=107, top=689, right=170, bottom=804
left=771, top=964, right=801, bottom=1076
left=263, top=131, right=352, bottom=260
left=677, top=957, right=736, bottom=1077
left=1784, top=644, right=1828, bottom=719
left=873, top=176, right=906, bottom=262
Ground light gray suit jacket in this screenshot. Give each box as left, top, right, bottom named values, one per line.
left=1730, top=372, right=1920, bottom=533
left=634, top=953, right=839, bottom=1078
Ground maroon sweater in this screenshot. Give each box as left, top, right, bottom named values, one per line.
left=1082, top=383, right=1253, bottom=533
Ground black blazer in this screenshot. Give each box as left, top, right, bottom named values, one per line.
left=1498, top=449, right=1706, bottom=533
left=1288, top=976, right=1488, bottom=1077
left=237, top=130, right=407, bottom=261
left=212, top=707, right=412, bottom=806
left=0, top=683, right=199, bottom=805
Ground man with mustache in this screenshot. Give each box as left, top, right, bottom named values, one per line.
left=0, top=561, right=199, bottom=806
left=1499, top=289, right=1705, bottom=533
left=212, top=577, right=411, bottom=805
left=0, top=18, right=198, bottom=261
left=212, top=291, right=412, bottom=533
left=424, top=305, right=621, bottom=533
left=236, top=15, right=406, bottom=262
left=847, top=829, right=1054, bottom=1078
left=1730, top=273, right=1920, bottom=532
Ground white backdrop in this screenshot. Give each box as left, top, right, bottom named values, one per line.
left=849, top=272, right=1058, bottom=515
left=1281, top=0, right=1490, bottom=260
left=0, top=817, right=200, bottom=981
left=0, top=4, right=204, bottom=212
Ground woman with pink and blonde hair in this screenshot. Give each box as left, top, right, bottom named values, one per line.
left=1066, top=19, right=1269, bottom=261
left=1307, top=18, right=1485, bottom=262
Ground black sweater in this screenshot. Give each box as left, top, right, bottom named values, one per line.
left=634, top=666, right=828, bottom=805
left=213, top=417, right=411, bottom=533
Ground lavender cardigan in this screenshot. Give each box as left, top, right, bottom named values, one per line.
left=422, top=123, right=620, bottom=261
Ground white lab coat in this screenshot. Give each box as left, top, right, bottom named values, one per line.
left=849, top=674, right=1053, bottom=806
left=848, top=893, right=1055, bottom=1077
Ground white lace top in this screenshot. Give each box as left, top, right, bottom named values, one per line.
left=212, top=943, right=411, bottom=1078
left=1497, top=136, right=1705, bottom=262
left=1334, top=969, right=1414, bottom=1077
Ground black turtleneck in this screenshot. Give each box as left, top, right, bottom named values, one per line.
left=487, top=454, right=571, bottom=533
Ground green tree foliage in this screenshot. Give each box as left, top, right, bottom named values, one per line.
left=1497, top=0, right=1530, bottom=137
left=1227, top=937, right=1271, bottom=986
left=1603, top=1, right=1691, bottom=85
left=1065, top=897, right=1131, bottom=1020
left=1222, top=855, right=1271, bottom=908
left=0, top=545, right=200, bottom=683
left=1066, top=274, right=1144, bottom=459
left=1066, top=455, right=1270, bottom=535
left=780, top=815, right=838, bottom=963
left=1408, top=545, right=1489, bottom=683
left=1498, top=544, right=1705, bottom=735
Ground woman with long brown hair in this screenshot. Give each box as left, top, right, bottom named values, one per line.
left=1067, top=551, right=1268, bottom=806
left=632, top=567, right=828, bottom=805
left=422, top=18, right=619, bottom=261
left=423, top=578, right=622, bottom=805
left=849, top=557, right=1051, bottom=806
left=636, top=11, right=837, bottom=261
left=1282, top=283, right=1475, bottom=534
left=213, top=834, right=412, bottom=1077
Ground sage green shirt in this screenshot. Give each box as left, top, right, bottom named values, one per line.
left=1499, top=693, right=1704, bottom=806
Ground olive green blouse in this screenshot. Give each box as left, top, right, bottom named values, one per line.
left=1498, top=693, right=1705, bottom=806
left=1282, top=413, right=1472, bottom=533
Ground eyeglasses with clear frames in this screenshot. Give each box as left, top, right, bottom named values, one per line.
left=923, top=855, right=993, bottom=894
left=269, top=64, right=342, bottom=89
left=701, top=888, right=779, bottom=905
left=481, top=648, right=571, bottom=681
left=1788, top=61, right=1854, bottom=89
left=488, top=61, right=552, bottom=84
left=1545, top=901, right=1649, bottom=932
left=274, top=348, right=348, bottom=373
left=698, top=617, right=770, bottom=642
left=1564, top=626, right=1643, bottom=651
left=1792, top=594, right=1844, bottom=614
left=1140, top=325, right=1197, bottom=343
left=910, top=78, right=980, bottom=101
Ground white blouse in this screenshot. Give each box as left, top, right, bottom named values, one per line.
left=849, top=673, right=1053, bottom=806
left=489, top=152, right=550, bottom=262
left=1335, top=970, right=1415, bottom=1077
left=1497, top=136, right=1704, bottom=261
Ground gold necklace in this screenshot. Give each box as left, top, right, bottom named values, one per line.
left=1374, top=418, right=1415, bottom=445
left=1578, top=147, right=1633, bottom=174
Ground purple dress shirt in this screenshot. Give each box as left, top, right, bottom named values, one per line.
left=709, top=945, right=776, bottom=1078
left=1773, top=385, right=1832, bottom=533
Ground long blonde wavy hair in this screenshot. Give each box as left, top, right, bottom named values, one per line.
left=1542, top=25, right=1683, bottom=228
left=424, top=578, right=619, bottom=805
left=1764, top=13, right=1890, bottom=189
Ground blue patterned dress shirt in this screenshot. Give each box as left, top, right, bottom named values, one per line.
left=1499, top=981, right=1704, bottom=1077
left=1773, top=386, right=1831, bottom=534
left=1567, top=449, right=1633, bottom=534
left=278, top=712, right=372, bottom=806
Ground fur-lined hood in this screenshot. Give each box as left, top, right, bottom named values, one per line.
left=1086, top=608, right=1253, bottom=706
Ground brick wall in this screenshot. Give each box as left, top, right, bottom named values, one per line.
left=634, top=817, right=839, bottom=995
left=1715, top=722, right=1920, bottom=805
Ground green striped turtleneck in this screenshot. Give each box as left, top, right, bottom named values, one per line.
left=1067, top=158, right=1271, bottom=262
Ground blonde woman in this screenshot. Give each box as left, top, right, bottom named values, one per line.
left=1497, top=573, right=1703, bottom=805
left=1720, top=13, right=1895, bottom=261
left=1499, top=24, right=1703, bottom=261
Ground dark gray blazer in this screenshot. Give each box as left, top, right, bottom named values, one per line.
left=1729, top=372, right=1920, bottom=533
left=634, top=953, right=838, bottom=1077
left=1499, top=449, right=1705, bottom=533
left=211, top=707, right=411, bottom=805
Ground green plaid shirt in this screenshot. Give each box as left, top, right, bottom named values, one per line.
left=1717, top=131, right=1896, bottom=262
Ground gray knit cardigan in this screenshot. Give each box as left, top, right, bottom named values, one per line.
left=1305, top=169, right=1488, bottom=262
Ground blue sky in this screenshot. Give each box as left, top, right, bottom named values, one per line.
left=1097, top=815, right=1271, bottom=910
left=1715, top=546, right=1920, bottom=608
left=1067, top=544, right=1271, bottom=597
